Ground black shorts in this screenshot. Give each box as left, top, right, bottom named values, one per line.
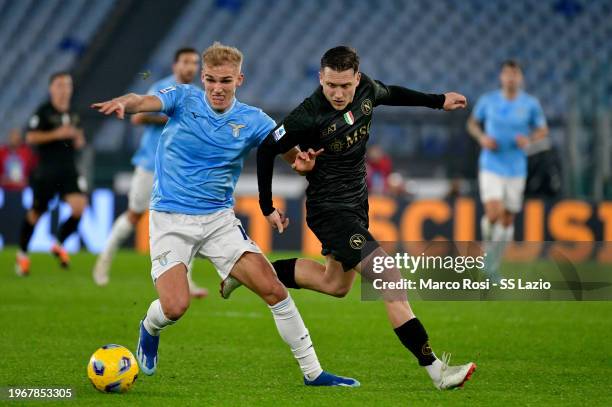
left=306, top=200, right=379, bottom=271
left=30, top=169, right=82, bottom=213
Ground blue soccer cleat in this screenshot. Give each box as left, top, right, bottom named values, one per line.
left=136, top=321, right=159, bottom=376
left=304, top=371, right=360, bottom=387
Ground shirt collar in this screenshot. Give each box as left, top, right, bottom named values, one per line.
left=203, top=95, right=237, bottom=118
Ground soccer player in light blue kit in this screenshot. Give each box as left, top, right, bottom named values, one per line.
left=467, top=60, right=548, bottom=274
left=93, top=48, right=207, bottom=299
left=92, top=42, right=358, bottom=386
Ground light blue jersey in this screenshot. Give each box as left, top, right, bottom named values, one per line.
left=151, top=84, right=276, bottom=215
left=473, top=90, right=547, bottom=177
left=131, top=75, right=177, bottom=171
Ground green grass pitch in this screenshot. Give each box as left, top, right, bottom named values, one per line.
left=1, top=248, right=611, bottom=406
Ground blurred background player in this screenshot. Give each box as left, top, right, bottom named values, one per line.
left=467, top=60, right=548, bottom=276
left=92, top=48, right=208, bottom=298
left=0, top=129, right=37, bottom=191
left=16, top=72, right=87, bottom=276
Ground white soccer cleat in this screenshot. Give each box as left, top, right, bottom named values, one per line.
left=92, top=255, right=110, bottom=286
left=188, top=282, right=209, bottom=299
left=433, top=353, right=476, bottom=390
left=220, top=275, right=243, bottom=299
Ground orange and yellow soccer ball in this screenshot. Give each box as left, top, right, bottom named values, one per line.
left=87, top=344, right=139, bottom=393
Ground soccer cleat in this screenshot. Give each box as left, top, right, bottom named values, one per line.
left=304, top=371, right=360, bottom=387
left=136, top=321, right=159, bottom=376
left=51, top=243, right=70, bottom=269
left=92, top=255, right=111, bottom=286
left=433, top=353, right=476, bottom=390
left=189, top=283, right=209, bottom=299
left=220, top=275, right=243, bottom=299
left=15, top=252, right=30, bottom=277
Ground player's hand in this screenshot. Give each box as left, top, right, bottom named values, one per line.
left=91, top=99, right=127, bottom=119
left=266, top=209, right=290, bottom=234
left=515, top=134, right=531, bottom=149
left=479, top=135, right=498, bottom=150
left=292, top=148, right=324, bottom=174
left=54, top=125, right=79, bottom=141
left=443, top=92, right=467, bottom=111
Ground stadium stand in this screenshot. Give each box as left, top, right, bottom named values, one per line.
left=0, top=0, right=116, bottom=138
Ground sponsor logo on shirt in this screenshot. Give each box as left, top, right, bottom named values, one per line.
left=159, top=86, right=176, bottom=94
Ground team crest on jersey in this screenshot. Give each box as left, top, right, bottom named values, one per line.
left=229, top=123, right=246, bottom=138
left=361, top=99, right=372, bottom=115
left=349, top=234, right=366, bottom=249
left=159, top=86, right=176, bottom=94
left=153, top=250, right=171, bottom=266
left=273, top=125, right=286, bottom=141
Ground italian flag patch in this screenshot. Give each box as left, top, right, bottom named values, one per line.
left=343, top=111, right=355, bottom=125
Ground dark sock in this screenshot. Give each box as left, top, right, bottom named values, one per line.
left=272, top=258, right=300, bottom=289
left=394, top=318, right=436, bottom=366
left=58, top=216, right=81, bottom=243
left=19, top=218, right=35, bottom=252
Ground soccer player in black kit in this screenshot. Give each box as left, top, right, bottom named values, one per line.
left=16, top=72, right=87, bottom=276
left=222, top=46, right=476, bottom=389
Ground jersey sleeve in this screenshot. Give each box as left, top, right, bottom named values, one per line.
left=155, top=84, right=185, bottom=117
left=368, top=75, right=444, bottom=108
left=472, top=95, right=488, bottom=122
left=27, top=106, right=47, bottom=131
left=530, top=98, right=547, bottom=129
left=251, top=111, right=277, bottom=147
left=271, top=100, right=316, bottom=153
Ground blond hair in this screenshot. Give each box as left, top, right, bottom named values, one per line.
left=202, top=42, right=243, bottom=69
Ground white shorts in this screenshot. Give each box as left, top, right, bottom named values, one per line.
left=479, top=170, right=526, bottom=213
left=128, top=166, right=154, bottom=213
left=149, top=208, right=262, bottom=283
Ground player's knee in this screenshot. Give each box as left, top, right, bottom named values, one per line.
left=162, top=298, right=190, bottom=321
left=27, top=210, right=42, bottom=224
left=70, top=199, right=88, bottom=217
left=329, top=282, right=351, bottom=298
left=259, top=279, right=288, bottom=305
left=127, top=210, right=142, bottom=225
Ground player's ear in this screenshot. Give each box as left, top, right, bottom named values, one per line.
left=236, top=72, right=245, bottom=87
left=319, top=70, right=324, bottom=86
left=355, top=71, right=361, bottom=85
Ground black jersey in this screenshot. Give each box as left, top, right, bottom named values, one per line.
left=257, top=73, right=445, bottom=216
left=27, top=102, right=81, bottom=173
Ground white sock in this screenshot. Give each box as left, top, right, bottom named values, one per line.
left=491, top=222, right=505, bottom=241
left=480, top=216, right=493, bottom=241
left=424, top=358, right=444, bottom=382
left=101, top=213, right=134, bottom=260
left=502, top=225, right=514, bottom=242
left=268, top=295, right=323, bottom=381
left=143, top=299, right=175, bottom=336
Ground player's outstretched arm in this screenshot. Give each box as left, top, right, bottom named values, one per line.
left=257, top=134, right=291, bottom=233
left=91, top=94, right=162, bottom=120
left=375, top=84, right=467, bottom=111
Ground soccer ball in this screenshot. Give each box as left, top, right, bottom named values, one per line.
left=87, top=344, right=139, bottom=393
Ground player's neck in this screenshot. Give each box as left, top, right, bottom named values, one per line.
left=502, top=88, right=520, bottom=100
left=51, top=99, right=70, bottom=113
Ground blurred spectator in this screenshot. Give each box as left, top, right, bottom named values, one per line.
left=366, top=145, right=392, bottom=194
left=387, top=172, right=412, bottom=199
left=0, top=129, right=37, bottom=191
